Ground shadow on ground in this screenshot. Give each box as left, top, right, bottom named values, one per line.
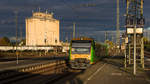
left=101, top=56, right=150, bottom=80
left=0, top=68, right=84, bottom=84
left=101, top=56, right=124, bottom=67
left=101, top=56, right=135, bottom=75
left=53, top=70, right=84, bottom=84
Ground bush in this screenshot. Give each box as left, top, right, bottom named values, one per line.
left=0, top=37, right=11, bottom=46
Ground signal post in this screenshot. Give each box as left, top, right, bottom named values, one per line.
left=124, top=0, right=145, bottom=75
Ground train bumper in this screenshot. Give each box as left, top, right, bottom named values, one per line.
left=70, top=58, right=91, bottom=69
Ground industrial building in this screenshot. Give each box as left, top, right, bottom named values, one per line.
left=26, top=12, right=60, bottom=46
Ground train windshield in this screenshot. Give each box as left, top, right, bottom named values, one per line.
left=71, top=43, right=91, bottom=54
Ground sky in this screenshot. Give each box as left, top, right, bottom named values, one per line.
left=0, top=0, right=149, bottom=42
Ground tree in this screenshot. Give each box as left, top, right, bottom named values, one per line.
left=143, top=37, right=149, bottom=44
left=105, top=40, right=114, bottom=48
left=19, top=39, right=26, bottom=46
left=0, top=37, right=11, bottom=46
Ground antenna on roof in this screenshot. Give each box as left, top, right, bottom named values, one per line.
left=38, top=7, right=41, bottom=12
left=32, top=10, right=34, bottom=14
left=46, top=9, right=48, bottom=14
left=51, top=12, right=54, bottom=16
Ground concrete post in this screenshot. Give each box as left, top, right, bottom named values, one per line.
left=141, top=37, right=145, bottom=68
left=133, top=25, right=136, bottom=75
left=129, top=44, right=131, bottom=64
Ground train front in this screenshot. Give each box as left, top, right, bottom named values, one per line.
left=69, top=40, right=92, bottom=69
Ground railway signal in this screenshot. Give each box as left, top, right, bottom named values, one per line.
left=124, top=0, right=145, bottom=75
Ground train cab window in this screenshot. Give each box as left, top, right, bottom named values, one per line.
left=72, top=47, right=90, bottom=54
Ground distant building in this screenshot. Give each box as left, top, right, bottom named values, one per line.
left=26, top=12, right=60, bottom=46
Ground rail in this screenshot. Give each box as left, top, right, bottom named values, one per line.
left=144, top=51, right=150, bottom=70
left=0, top=60, right=67, bottom=84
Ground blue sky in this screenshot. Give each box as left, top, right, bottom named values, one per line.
left=0, top=0, right=149, bottom=42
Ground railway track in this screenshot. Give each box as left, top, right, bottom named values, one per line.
left=0, top=60, right=69, bottom=84
left=144, top=51, right=150, bottom=70
left=144, top=51, right=150, bottom=57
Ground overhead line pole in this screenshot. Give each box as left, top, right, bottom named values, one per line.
left=62, top=0, right=78, bottom=39
left=116, top=0, right=120, bottom=47
left=133, top=0, right=137, bottom=75
left=20, top=26, right=22, bottom=42
left=73, top=22, right=76, bottom=38
left=133, top=25, right=137, bottom=75
left=14, top=10, right=18, bottom=64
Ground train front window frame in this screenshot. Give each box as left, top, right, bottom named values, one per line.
left=71, top=41, right=92, bottom=54
left=71, top=47, right=91, bottom=54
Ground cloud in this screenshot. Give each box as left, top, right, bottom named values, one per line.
left=0, top=0, right=149, bottom=42
left=9, top=36, right=24, bottom=42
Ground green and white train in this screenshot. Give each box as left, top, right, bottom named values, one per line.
left=68, top=37, right=108, bottom=69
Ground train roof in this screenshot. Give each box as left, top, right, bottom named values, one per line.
left=72, top=37, right=94, bottom=41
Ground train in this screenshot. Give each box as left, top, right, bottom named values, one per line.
left=68, top=37, right=108, bottom=69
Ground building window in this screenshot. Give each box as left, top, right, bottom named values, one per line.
left=44, top=39, right=47, bottom=44
left=55, top=39, right=57, bottom=43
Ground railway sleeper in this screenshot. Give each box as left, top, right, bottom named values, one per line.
left=0, top=63, right=66, bottom=84
left=0, top=62, right=65, bottom=82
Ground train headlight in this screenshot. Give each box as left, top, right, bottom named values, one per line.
left=88, top=55, right=91, bottom=59
left=72, top=55, right=74, bottom=58
left=72, top=48, right=75, bottom=52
